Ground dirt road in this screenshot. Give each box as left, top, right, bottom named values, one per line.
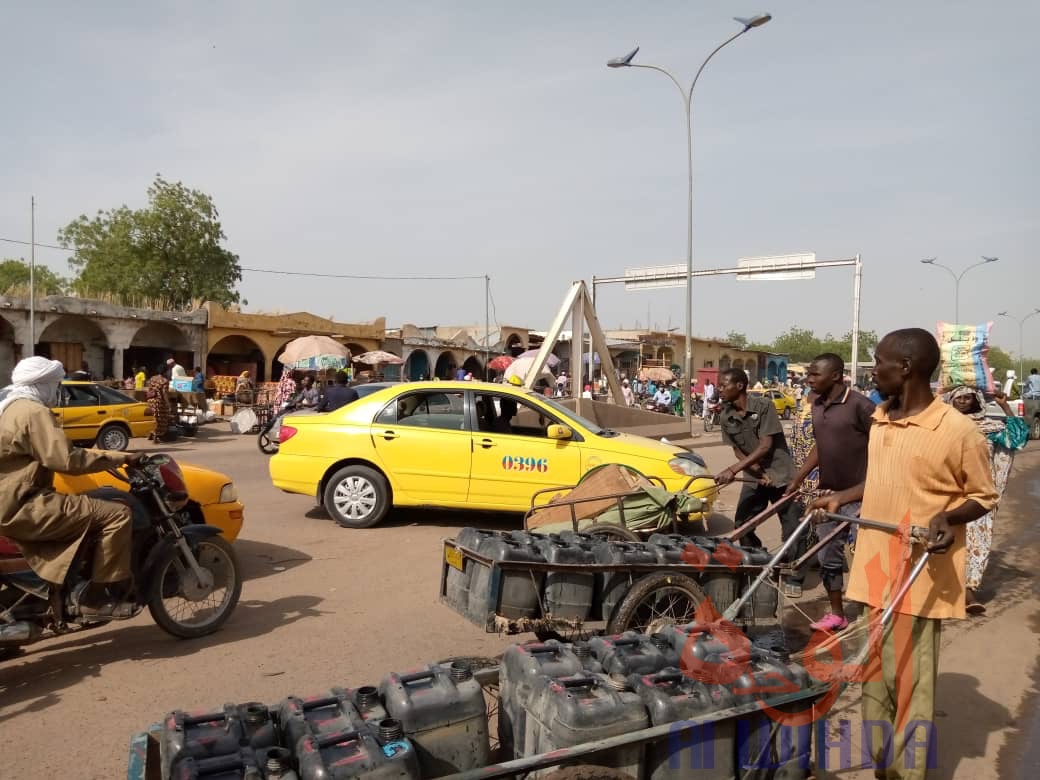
left=0, top=425, right=1035, bottom=778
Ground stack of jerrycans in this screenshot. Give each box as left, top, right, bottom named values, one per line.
left=160, top=701, right=282, bottom=779
left=278, top=685, right=420, bottom=779
left=593, top=541, right=659, bottom=622
left=497, top=639, right=598, bottom=758
left=443, top=528, right=499, bottom=613
left=379, top=661, right=490, bottom=777
left=466, top=535, right=546, bottom=624
left=532, top=535, right=596, bottom=621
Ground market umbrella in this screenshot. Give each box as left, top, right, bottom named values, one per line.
left=503, top=356, right=555, bottom=386
left=355, top=350, right=404, bottom=365
left=640, top=366, right=676, bottom=383
left=488, top=355, right=514, bottom=371
left=278, top=335, right=351, bottom=371
left=517, top=349, right=560, bottom=369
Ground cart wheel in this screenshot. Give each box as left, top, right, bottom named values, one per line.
left=583, top=523, right=640, bottom=543
left=541, top=766, right=635, bottom=779
left=606, top=572, right=706, bottom=635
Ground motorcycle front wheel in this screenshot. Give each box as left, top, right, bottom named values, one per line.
left=148, top=536, right=242, bottom=639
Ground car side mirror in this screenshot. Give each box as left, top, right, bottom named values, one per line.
left=546, top=424, right=572, bottom=440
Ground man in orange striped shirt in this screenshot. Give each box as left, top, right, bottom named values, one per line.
left=813, top=328, right=996, bottom=779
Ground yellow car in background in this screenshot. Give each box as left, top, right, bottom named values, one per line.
left=750, top=388, right=797, bottom=420
left=56, top=463, right=245, bottom=542
left=270, top=380, right=715, bottom=528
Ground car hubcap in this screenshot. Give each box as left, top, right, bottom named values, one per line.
left=333, top=476, right=377, bottom=520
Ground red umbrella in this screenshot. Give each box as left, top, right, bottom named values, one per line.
left=488, top=355, right=514, bottom=371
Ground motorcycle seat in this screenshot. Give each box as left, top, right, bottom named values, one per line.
left=0, top=535, right=30, bottom=574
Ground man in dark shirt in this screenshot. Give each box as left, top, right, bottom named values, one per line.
left=317, top=372, right=359, bottom=413
left=786, top=353, right=875, bottom=631
left=714, top=367, right=807, bottom=597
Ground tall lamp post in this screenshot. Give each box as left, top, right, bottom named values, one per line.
left=920, top=255, right=999, bottom=323
left=997, top=308, right=1040, bottom=395
left=608, top=13, right=771, bottom=429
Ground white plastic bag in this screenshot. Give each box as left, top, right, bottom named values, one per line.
left=229, top=408, right=258, bottom=434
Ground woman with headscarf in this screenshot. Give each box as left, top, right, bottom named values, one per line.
left=272, top=369, right=297, bottom=410
left=0, top=357, right=139, bottom=617
left=945, top=385, right=1029, bottom=613
left=146, top=366, right=171, bottom=441
left=235, top=370, right=255, bottom=405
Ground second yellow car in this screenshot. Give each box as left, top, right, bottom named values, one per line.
left=270, top=381, right=715, bottom=528
left=749, top=388, right=797, bottom=419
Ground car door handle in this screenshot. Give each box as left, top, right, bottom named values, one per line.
left=381, top=430, right=399, bottom=440
left=478, top=438, right=496, bottom=449
left=98, top=410, right=106, bottom=415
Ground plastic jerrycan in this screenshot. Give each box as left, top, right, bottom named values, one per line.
left=589, top=631, right=670, bottom=676
left=533, top=537, right=596, bottom=621
left=467, top=536, right=546, bottom=622
left=380, top=661, right=490, bottom=777
left=499, top=640, right=587, bottom=758
left=445, top=528, right=500, bottom=611
left=162, top=702, right=279, bottom=779
left=278, top=688, right=366, bottom=753
left=294, top=725, right=420, bottom=780
left=593, top=541, right=660, bottom=621
left=523, top=673, right=649, bottom=780
left=630, top=668, right=736, bottom=780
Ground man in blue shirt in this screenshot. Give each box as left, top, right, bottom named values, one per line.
left=191, top=367, right=205, bottom=394
left=318, top=372, right=359, bottom=413
left=1025, top=368, right=1040, bottom=399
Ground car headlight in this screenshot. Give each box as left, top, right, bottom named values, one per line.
left=219, top=482, right=239, bottom=503
left=667, top=455, right=707, bottom=477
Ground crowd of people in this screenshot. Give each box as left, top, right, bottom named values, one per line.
left=712, top=328, right=1028, bottom=779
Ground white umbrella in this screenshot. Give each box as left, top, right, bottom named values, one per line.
left=518, top=349, right=560, bottom=368
left=278, top=335, right=351, bottom=371
left=504, top=356, right=555, bottom=386
left=355, top=350, right=405, bottom=365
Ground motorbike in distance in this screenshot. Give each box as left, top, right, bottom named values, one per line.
left=0, top=453, right=242, bottom=653
left=703, top=399, right=723, bottom=432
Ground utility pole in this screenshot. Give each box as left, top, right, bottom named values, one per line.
left=29, top=196, right=36, bottom=355
left=484, top=275, right=490, bottom=380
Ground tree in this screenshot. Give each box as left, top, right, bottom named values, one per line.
left=724, top=331, right=748, bottom=349
left=0, top=258, right=67, bottom=295
left=58, top=175, right=242, bottom=308
left=771, top=327, right=822, bottom=363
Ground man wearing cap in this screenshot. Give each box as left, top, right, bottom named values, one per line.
left=0, top=357, right=141, bottom=618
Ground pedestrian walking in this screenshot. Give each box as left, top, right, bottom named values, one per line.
left=812, top=328, right=997, bottom=780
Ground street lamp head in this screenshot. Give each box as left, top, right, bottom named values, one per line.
left=734, top=13, right=772, bottom=29
left=981, top=255, right=999, bottom=263
left=921, top=257, right=937, bottom=264
left=997, top=311, right=1009, bottom=316
left=607, top=47, right=640, bottom=68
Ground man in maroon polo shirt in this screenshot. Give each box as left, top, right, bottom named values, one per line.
left=786, top=352, right=875, bottom=631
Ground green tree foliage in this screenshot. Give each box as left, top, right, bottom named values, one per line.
left=759, top=327, right=879, bottom=363
left=724, top=331, right=748, bottom=349
left=0, top=258, right=68, bottom=295
left=58, top=176, right=242, bottom=308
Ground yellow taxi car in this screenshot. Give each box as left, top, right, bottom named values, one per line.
left=55, top=462, right=245, bottom=542
left=57, top=381, right=154, bottom=450
left=749, top=388, right=797, bottom=419
left=270, top=380, right=714, bottom=528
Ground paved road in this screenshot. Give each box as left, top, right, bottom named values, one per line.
left=0, top=423, right=1035, bottom=778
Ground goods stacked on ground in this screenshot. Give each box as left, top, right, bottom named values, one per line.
left=147, top=627, right=818, bottom=779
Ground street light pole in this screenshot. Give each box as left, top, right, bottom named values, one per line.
left=998, top=309, right=1040, bottom=395
left=920, top=255, right=999, bottom=323
left=608, top=13, right=771, bottom=430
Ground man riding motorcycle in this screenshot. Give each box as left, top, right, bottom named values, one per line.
left=0, top=357, right=142, bottom=618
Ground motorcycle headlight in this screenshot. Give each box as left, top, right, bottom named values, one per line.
left=667, top=455, right=707, bottom=477
left=219, top=482, right=239, bottom=504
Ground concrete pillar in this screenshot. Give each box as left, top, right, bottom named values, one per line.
left=113, top=347, right=125, bottom=382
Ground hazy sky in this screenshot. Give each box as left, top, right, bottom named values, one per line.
left=2, top=2, right=1037, bottom=357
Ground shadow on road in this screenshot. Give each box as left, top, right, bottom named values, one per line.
left=934, top=672, right=1011, bottom=779
left=0, top=594, right=326, bottom=723
left=234, top=539, right=313, bottom=581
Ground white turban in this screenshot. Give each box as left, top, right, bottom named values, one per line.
left=1, top=357, right=66, bottom=417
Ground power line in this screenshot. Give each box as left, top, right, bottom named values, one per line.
left=240, top=266, right=485, bottom=281
left=0, top=237, right=67, bottom=251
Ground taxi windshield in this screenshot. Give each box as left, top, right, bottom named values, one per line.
left=532, top=395, right=617, bottom=437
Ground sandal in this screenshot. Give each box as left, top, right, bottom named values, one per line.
left=70, top=582, right=136, bottom=620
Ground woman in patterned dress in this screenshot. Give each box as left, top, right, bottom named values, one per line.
left=145, top=368, right=171, bottom=441
left=946, top=386, right=1028, bottom=614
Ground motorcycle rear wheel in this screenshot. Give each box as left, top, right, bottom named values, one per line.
left=257, top=431, right=278, bottom=454
left=148, top=536, right=241, bottom=639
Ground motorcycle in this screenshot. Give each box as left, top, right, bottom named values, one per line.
left=703, top=400, right=722, bottom=432
left=0, top=453, right=241, bottom=652
left=257, top=401, right=298, bottom=454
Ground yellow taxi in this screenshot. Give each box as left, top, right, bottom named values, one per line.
left=749, top=388, right=797, bottom=419
left=270, top=380, right=715, bottom=528
left=55, top=381, right=154, bottom=450
left=55, top=462, right=245, bottom=542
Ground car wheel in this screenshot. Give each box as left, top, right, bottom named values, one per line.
left=97, top=425, right=130, bottom=451
left=323, top=465, right=390, bottom=528
left=1032, top=416, right=1040, bottom=441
